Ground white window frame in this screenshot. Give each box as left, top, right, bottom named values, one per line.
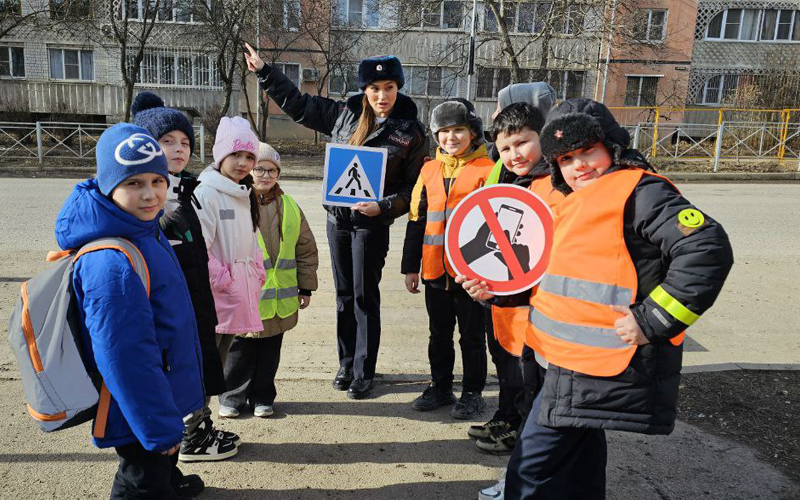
left=705, top=8, right=800, bottom=42
left=48, top=48, right=94, bottom=81
left=122, top=0, right=208, bottom=24
left=0, top=46, right=25, bottom=78
left=624, top=75, right=660, bottom=106
left=328, top=64, right=359, bottom=96
left=700, top=74, right=739, bottom=105
left=633, top=8, right=667, bottom=42
left=420, top=0, right=463, bottom=29
left=334, top=0, right=379, bottom=28
left=549, top=69, right=585, bottom=99
left=129, top=51, right=221, bottom=89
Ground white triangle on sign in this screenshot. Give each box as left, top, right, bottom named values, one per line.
left=328, top=154, right=376, bottom=199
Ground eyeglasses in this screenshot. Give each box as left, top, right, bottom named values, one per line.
left=252, top=167, right=279, bottom=178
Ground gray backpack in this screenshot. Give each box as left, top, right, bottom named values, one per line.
left=7, top=238, right=149, bottom=433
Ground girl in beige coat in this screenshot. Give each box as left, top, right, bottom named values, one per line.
left=219, top=143, right=319, bottom=418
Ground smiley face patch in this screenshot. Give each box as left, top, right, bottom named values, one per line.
left=677, top=208, right=705, bottom=235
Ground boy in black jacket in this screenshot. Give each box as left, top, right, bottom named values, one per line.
left=132, top=92, right=240, bottom=465
left=503, top=100, right=734, bottom=499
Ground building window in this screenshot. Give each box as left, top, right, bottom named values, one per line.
left=121, top=0, right=207, bottom=23
left=328, top=64, right=359, bottom=96
left=706, top=8, right=800, bottom=41
left=482, top=3, right=515, bottom=32
left=420, top=1, right=463, bottom=29
left=0, top=0, right=21, bottom=15
left=50, top=0, right=92, bottom=17
left=128, top=52, right=220, bottom=88
left=334, top=0, right=378, bottom=27
left=633, top=9, right=666, bottom=42
left=49, top=48, right=93, bottom=80
left=562, top=4, right=584, bottom=34
left=266, top=0, right=301, bottom=30
left=624, top=76, right=659, bottom=106
left=404, top=66, right=457, bottom=96
left=0, top=46, right=24, bottom=78
left=548, top=70, right=584, bottom=99
left=476, top=67, right=511, bottom=98
left=274, top=62, right=300, bottom=88
left=700, top=74, right=739, bottom=104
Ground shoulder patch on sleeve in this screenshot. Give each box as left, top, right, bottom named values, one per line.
left=677, top=208, right=706, bottom=236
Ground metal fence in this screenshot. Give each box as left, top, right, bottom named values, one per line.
left=0, top=122, right=206, bottom=164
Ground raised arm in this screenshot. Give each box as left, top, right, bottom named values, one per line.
left=244, top=42, right=342, bottom=136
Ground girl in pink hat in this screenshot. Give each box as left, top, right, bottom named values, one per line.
left=194, top=116, right=266, bottom=418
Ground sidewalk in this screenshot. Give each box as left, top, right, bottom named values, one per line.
left=0, top=178, right=798, bottom=499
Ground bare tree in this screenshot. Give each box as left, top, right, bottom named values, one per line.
left=0, top=0, right=51, bottom=40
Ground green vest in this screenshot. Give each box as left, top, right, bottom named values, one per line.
left=485, top=159, right=503, bottom=186
left=258, top=194, right=301, bottom=320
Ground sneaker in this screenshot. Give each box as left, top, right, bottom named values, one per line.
left=173, top=473, right=204, bottom=498
left=478, top=468, right=506, bottom=500
left=254, top=404, right=274, bottom=418
left=178, top=427, right=238, bottom=462
left=451, top=391, right=488, bottom=420
left=468, top=414, right=508, bottom=440
left=476, top=427, right=518, bottom=455
left=203, top=417, right=241, bottom=447
left=411, top=383, right=457, bottom=411
left=218, top=405, right=239, bottom=419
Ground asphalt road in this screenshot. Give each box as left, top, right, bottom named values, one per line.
left=0, top=178, right=798, bottom=499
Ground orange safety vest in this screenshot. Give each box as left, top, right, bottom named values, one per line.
left=421, top=157, right=495, bottom=281
left=492, top=175, right=565, bottom=356
left=526, top=169, right=685, bottom=377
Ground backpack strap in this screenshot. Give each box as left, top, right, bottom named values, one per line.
left=74, top=238, right=150, bottom=298
left=71, top=237, right=149, bottom=440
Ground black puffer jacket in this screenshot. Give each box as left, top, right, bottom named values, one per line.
left=537, top=169, right=734, bottom=435
left=257, top=65, right=428, bottom=226
left=160, top=173, right=226, bottom=396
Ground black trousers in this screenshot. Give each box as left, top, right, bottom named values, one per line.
left=485, top=307, right=523, bottom=428
left=425, top=284, right=487, bottom=393
left=220, top=334, right=284, bottom=409
left=505, top=392, right=607, bottom=500
left=110, top=441, right=183, bottom=500
left=516, top=344, right=547, bottom=432
left=327, top=220, right=390, bottom=380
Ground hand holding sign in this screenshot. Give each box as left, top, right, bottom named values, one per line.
left=446, top=185, right=554, bottom=296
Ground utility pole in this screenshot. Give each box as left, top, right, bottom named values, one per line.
left=465, top=0, right=478, bottom=100
left=598, top=0, right=618, bottom=103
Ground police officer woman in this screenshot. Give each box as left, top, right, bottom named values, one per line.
left=244, top=44, right=429, bottom=399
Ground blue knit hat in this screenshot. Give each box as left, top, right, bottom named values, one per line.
left=96, top=123, right=169, bottom=196
left=131, top=91, right=195, bottom=155
left=358, top=55, right=404, bottom=90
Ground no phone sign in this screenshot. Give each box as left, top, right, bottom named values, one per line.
left=445, top=184, right=554, bottom=296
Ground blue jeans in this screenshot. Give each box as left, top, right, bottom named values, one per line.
left=504, top=391, right=607, bottom=500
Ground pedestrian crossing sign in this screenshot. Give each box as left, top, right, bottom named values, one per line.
left=323, top=143, right=387, bottom=207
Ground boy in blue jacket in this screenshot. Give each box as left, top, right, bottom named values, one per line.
left=55, top=124, right=206, bottom=499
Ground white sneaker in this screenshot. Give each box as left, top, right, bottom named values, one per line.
left=254, top=405, right=274, bottom=418
left=478, top=468, right=506, bottom=500
left=218, top=405, right=239, bottom=418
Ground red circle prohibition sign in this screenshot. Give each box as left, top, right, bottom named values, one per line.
left=445, top=184, right=554, bottom=295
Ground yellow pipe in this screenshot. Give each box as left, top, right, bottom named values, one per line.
left=651, top=108, right=660, bottom=158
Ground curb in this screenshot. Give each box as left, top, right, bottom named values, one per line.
left=664, top=172, right=800, bottom=181
left=682, top=362, right=800, bottom=373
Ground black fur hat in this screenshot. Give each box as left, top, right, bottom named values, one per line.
left=358, top=55, right=404, bottom=90
left=542, top=98, right=650, bottom=194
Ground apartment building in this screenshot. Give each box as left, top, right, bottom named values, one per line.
left=0, top=0, right=232, bottom=122
left=688, top=0, right=800, bottom=108
left=600, top=0, right=697, bottom=112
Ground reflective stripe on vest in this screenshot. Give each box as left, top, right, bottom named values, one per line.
left=421, top=157, right=495, bottom=281
left=527, top=169, right=660, bottom=377
left=258, top=194, right=301, bottom=320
